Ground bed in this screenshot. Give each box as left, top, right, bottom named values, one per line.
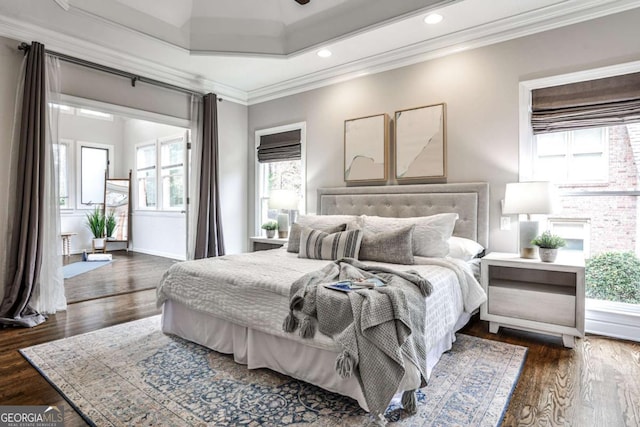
left=158, top=182, right=489, bottom=415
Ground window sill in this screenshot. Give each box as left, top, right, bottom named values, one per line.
left=585, top=298, right=640, bottom=342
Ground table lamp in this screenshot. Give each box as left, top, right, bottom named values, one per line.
left=268, top=189, right=299, bottom=238
left=503, top=181, right=556, bottom=259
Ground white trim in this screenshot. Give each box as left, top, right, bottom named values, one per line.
left=254, top=122, right=306, bottom=235
left=586, top=299, right=640, bottom=342
left=0, top=14, right=248, bottom=104
left=3, top=1, right=640, bottom=105
left=518, top=59, right=640, bottom=181
left=247, top=0, right=640, bottom=104
left=60, top=94, right=191, bottom=128
left=519, top=64, right=640, bottom=342
left=130, top=247, right=185, bottom=261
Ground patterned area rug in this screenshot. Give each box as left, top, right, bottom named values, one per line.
left=21, top=316, right=527, bottom=426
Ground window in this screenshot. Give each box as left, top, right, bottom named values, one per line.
left=53, top=140, right=71, bottom=208
left=135, top=133, right=186, bottom=211
left=533, top=128, right=608, bottom=183
left=79, top=144, right=110, bottom=206
left=255, top=123, right=306, bottom=232
left=160, top=136, right=185, bottom=210
left=136, top=144, right=157, bottom=209
left=522, top=69, right=640, bottom=341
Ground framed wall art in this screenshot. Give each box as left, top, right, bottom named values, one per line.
left=394, top=103, right=446, bottom=181
left=344, top=113, right=388, bottom=183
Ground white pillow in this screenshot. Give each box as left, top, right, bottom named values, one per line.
left=296, top=214, right=359, bottom=229
left=447, top=236, right=485, bottom=261
left=360, top=213, right=458, bottom=258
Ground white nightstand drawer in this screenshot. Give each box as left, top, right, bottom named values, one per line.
left=488, top=285, right=575, bottom=327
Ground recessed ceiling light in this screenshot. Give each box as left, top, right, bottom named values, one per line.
left=317, top=49, right=332, bottom=58
left=424, top=13, right=443, bottom=24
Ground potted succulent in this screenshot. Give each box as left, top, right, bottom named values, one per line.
left=106, top=210, right=117, bottom=240
left=86, top=207, right=106, bottom=249
left=531, top=231, right=566, bottom=262
left=261, top=221, right=278, bottom=238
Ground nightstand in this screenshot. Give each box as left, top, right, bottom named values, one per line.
left=250, top=236, right=288, bottom=252
left=480, top=252, right=585, bottom=348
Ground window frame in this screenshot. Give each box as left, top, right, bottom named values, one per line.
left=54, top=138, right=73, bottom=210
left=134, top=133, right=187, bottom=212
left=519, top=62, right=640, bottom=341
left=135, top=141, right=158, bottom=211
left=75, top=141, right=114, bottom=210
left=254, top=122, right=306, bottom=235
left=159, top=134, right=186, bottom=211
left=532, top=127, right=609, bottom=185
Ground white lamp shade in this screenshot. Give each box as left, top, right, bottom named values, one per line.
left=503, top=181, right=557, bottom=215
left=268, top=189, right=299, bottom=210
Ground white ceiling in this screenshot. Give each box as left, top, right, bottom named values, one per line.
left=0, top=0, right=638, bottom=104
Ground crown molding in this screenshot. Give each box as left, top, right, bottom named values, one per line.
left=0, top=14, right=249, bottom=105
left=247, top=0, right=640, bottom=104
left=1, top=0, right=638, bottom=107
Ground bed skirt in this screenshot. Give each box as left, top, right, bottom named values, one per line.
left=161, top=300, right=470, bottom=412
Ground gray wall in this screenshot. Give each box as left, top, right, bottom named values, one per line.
left=248, top=9, right=640, bottom=253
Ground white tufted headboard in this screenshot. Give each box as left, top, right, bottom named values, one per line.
left=317, top=182, right=489, bottom=248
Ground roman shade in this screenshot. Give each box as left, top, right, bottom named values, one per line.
left=257, top=129, right=301, bottom=163
left=531, top=72, right=640, bottom=134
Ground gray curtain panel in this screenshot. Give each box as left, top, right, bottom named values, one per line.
left=531, top=72, right=640, bottom=134
left=194, top=93, right=225, bottom=259
left=0, top=42, right=47, bottom=327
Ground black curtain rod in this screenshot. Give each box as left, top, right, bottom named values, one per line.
left=18, top=42, right=222, bottom=101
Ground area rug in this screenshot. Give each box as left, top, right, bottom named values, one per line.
left=62, top=261, right=112, bottom=279
left=21, top=316, right=527, bottom=426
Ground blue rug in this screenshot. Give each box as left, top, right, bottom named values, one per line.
left=20, top=316, right=527, bottom=426
left=63, top=260, right=112, bottom=279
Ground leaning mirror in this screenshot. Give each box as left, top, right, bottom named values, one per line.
left=104, top=177, right=130, bottom=244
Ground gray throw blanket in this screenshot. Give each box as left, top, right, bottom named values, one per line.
left=283, top=258, right=431, bottom=418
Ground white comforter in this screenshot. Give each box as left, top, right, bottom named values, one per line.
left=157, top=249, right=486, bottom=353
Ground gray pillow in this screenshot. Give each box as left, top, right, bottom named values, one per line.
left=359, top=225, right=415, bottom=265
left=287, top=222, right=347, bottom=253
left=298, top=227, right=363, bottom=260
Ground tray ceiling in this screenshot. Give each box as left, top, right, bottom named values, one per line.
left=0, top=0, right=638, bottom=104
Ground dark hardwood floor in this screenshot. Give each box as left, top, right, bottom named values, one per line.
left=63, top=250, right=178, bottom=303
left=1, top=253, right=639, bottom=426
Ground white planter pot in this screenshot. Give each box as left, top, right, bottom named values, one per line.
left=539, top=248, right=558, bottom=262
left=93, top=237, right=106, bottom=249
left=265, top=230, right=276, bottom=238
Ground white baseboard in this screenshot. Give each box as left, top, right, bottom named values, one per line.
left=67, top=247, right=185, bottom=261
left=130, top=247, right=186, bottom=261
left=585, top=299, right=640, bottom=342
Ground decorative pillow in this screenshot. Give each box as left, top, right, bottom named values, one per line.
left=359, top=225, right=415, bottom=265
left=447, top=236, right=485, bottom=261
left=298, top=227, right=363, bottom=260
left=287, top=222, right=347, bottom=253
left=360, top=213, right=458, bottom=258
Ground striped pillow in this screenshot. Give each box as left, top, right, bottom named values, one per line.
left=298, top=227, right=363, bottom=260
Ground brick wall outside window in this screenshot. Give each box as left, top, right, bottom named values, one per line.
left=555, top=124, right=640, bottom=256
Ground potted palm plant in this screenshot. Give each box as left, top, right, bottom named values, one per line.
left=86, top=207, right=106, bottom=249
left=106, top=210, right=117, bottom=240
left=261, top=221, right=278, bottom=238
left=531, top=231, right=566, bottom=262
